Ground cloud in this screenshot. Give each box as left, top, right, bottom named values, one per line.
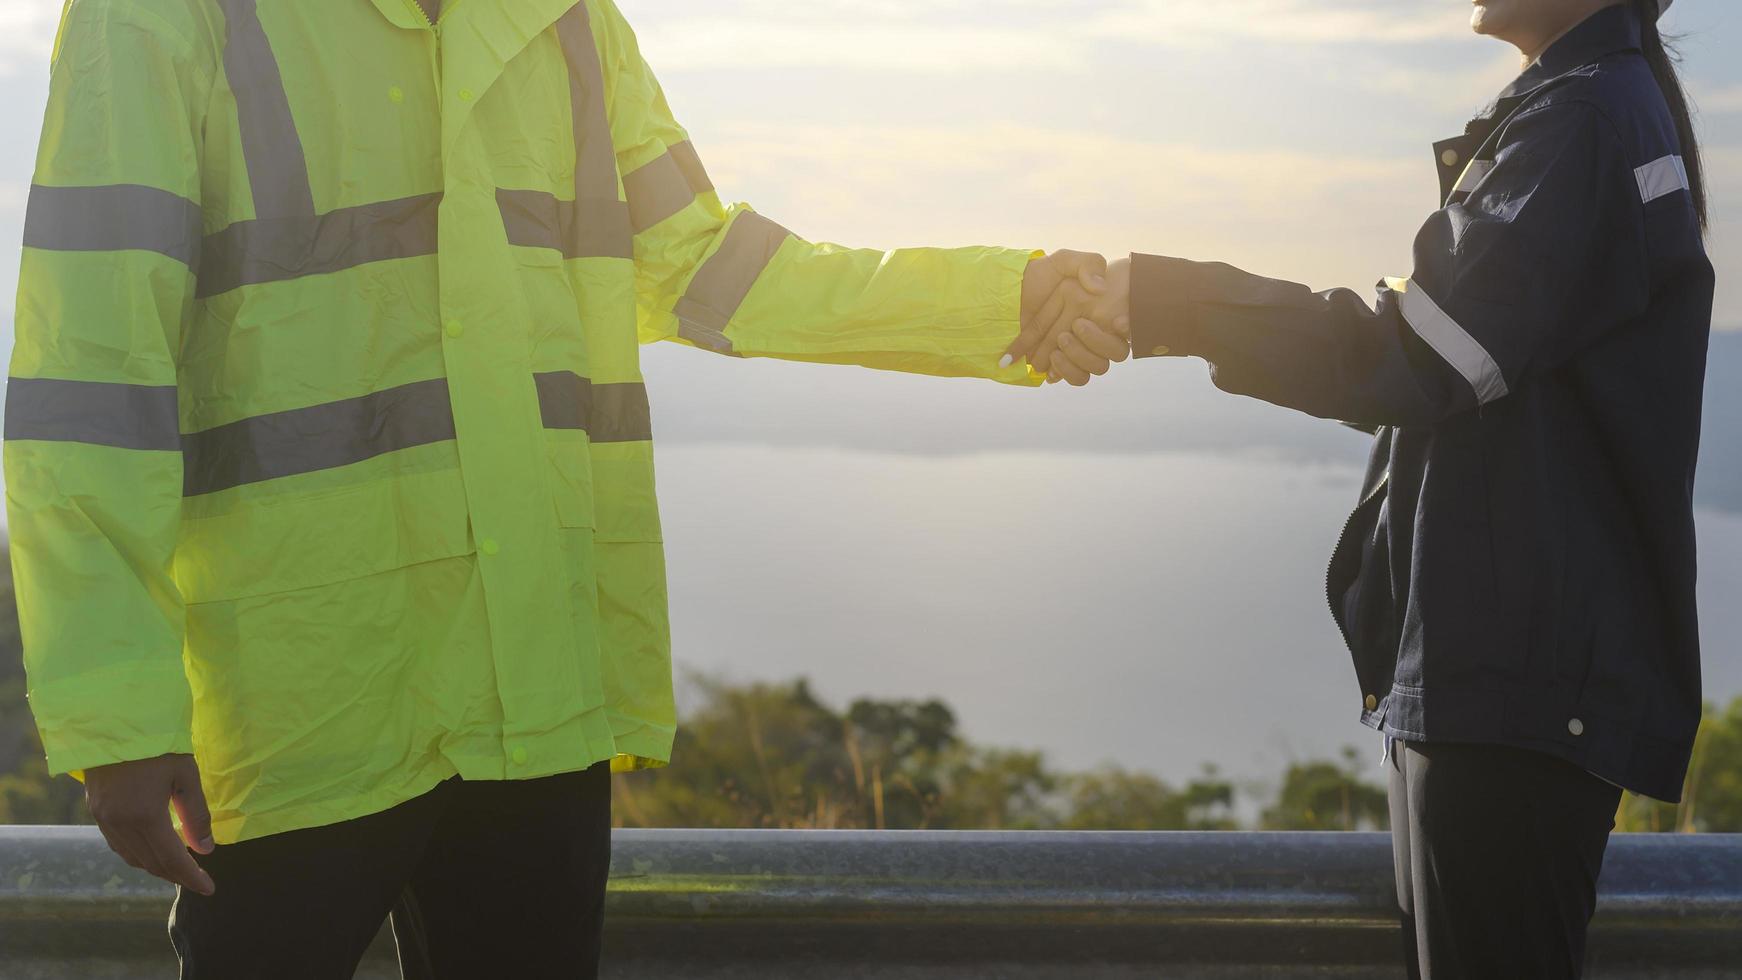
left=1700, top=85, right=1742, bottom=115
left=694, top=121, right=1422, bottom=290
left=1349, top=49, right=1522, bottom=114
left=1707, top=147, right=1742, bottom=199
left=0, top=0, right=58, bottom=77
left=631, top=19, right=1083, bottom=74
left=632, top=0, right=1476, bottom=76
left=1080, top=0, right=1469, bottom=47
left=630, top=0, right=1115, bottom=74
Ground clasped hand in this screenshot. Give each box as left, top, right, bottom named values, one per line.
left=1007, top=251, right=1132, bottom=386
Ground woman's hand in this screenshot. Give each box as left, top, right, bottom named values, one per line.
left=1010, top=250, right=1104, bottom=371
left=1008, top=255, right=1131, bottom=385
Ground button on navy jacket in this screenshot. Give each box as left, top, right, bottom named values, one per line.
left=1128, top=5, right=1713, bottom=801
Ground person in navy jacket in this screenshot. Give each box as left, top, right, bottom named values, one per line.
left=1008, top=0, right=1715, bottom=976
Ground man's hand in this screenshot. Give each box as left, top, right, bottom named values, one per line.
left=1008, top=251, right=1131, bottom=385
left=1049, top=256, right=1132, bottom=385
left=85, top=753, right=217, bottom=895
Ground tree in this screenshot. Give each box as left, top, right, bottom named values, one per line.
left=612, top=676, right=865, bottom=830
left=843, top=694, right=962, bottom=829
left=0, top=735, right=87, bottom=825
left=1260, top=747, right=1389, bottom=832
left=611, top=675, right=1065, bottom=831
left=7, top=531, right=1740, bottom=835
left=931, top=748, right=1057, bottom=830
left=0, top=550, right=87, bottom=825
left=1062, top=765, right=1236, bottom=831
left=1616, top=698, right=1742, bottom=833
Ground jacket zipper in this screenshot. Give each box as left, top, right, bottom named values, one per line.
left=406, top=0, right=440, bottom=32
left=406, top=0, right=443, bottom=106
left=1325, top=471, right=1391, bottom=662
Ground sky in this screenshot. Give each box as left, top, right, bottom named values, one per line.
left=0, top=0, right=1737, bottom=792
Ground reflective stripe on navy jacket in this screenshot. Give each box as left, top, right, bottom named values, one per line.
left=1126, top=4, right=1714, bottom=801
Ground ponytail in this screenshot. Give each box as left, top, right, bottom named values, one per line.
left=1633, top=0, right=1707, bottom=229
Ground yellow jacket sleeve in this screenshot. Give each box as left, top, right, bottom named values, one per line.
left=592, top=0, right=1038, bottom=384
left=4, top=1, right=212, bottom=775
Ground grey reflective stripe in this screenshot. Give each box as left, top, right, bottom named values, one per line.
left=553, top=3, right=632, bottom=258
left=624, top=141, right=714, bottom=234
left=217, top=0, right=315, bottom=220
left=1635, top=155, right=1689, bottom=204
left=197, top=194, right=442, bottom=298
left=181, top=373, right=651, bottom=495
left=182, top=378, right=455, bottom=496
left=496, top=189, right=633, bottom=260
left=495, top=4, right=635, bottom=259
left=1390, top=277, right=1510, bottom=405
left=534, top=372, right=653, bottom=443
left=671, top=212, right=793, bottom=354
left=498, top=189, right=566, bottom=252
left=535, top=371, right=590, bottom=430
left=669, top=142, right=713, bottom=198
left=4, top=378, right=181, bottom=452
left=23, top=184, right=204, bottom=268
left=206, top=0, right=445, bottom=294
left=591, top=382, right=654, bottom=443
left=1452, top=159, right=1494, bottom=197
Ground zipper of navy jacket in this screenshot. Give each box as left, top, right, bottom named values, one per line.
left=1325, top=470, right=1391, bottom=662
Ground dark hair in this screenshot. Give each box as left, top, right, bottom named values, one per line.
left=1634, top=0, right=1707, bottom=229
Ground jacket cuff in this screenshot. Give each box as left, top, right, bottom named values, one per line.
left=1129, top=253, right=1207, bottom=360
left=29, top=661, right=196, bottom=777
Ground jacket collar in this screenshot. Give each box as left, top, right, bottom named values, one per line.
left=367, top=0, right=583, bottom=160
left=1495, top=4, right=1643, bottom=109
left=439, top=0, right=578, bottom=93
left=368, top=0, right=429, bottom=30
left=1432, top=4, right=1644, bottom=201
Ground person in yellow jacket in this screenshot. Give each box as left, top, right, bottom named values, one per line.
left=5, top=0, right=1132, bottom=975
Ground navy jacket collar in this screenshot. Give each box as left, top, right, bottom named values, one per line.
left=1498, top=4, right=1643, bottom=104
left=1433, top=6, right=1644, bottom=204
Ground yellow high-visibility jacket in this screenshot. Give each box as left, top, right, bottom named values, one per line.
left=7, top=0, right=1036, bottom=843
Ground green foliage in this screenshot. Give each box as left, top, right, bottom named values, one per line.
left=1616, top=698, right=1742, bottom=833
left=0, top=553, right=86, bottom=825
left=609, top=675, right=1065, bottom=830
left=0, top=734, right=87, bottom=825
left=1060, top=765, right=1236, bottom=831
left=613, top=674, right=1375, bottom=831
left=3, top=530, right=1739, bottom=834
left=1260, top=747, right=1390, bottom=832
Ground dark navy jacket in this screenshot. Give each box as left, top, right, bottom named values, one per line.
left=1128, top=5, right=1713, bottom=801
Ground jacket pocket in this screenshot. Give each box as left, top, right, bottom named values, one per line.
left=175, top=468, right=473, bottom=604
left=546, top=431, right=598, bottom=530
left=1571, top=566, right=1654, bottom=730
left=590, top=443, right=663, bottom=543
left=1327, top=470, right=1395, bottom=692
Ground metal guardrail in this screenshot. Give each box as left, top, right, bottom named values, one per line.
left=2, top=827, right=1738, bottom=979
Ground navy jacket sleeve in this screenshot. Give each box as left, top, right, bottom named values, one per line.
left=1129, top=102, right=1650, bottom=429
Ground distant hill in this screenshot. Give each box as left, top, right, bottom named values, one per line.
left=0, top=322, right=1733, bottom=513
left=0, top=565, right=26, bottom=774
left=1699, top=330, right=1741, bottom=514
left=636, top=328, right=1742, bottom=516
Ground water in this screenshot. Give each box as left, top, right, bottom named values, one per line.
left=656, top=442, right=1742, bottom=791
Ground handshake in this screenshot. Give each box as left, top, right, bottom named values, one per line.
left=1006, top=251, right=1134, bottom=386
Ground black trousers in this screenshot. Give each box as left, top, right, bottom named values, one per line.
left=1389, top=741, right=1622, bottom=980
left=170, top=764, right=613, bottom=980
